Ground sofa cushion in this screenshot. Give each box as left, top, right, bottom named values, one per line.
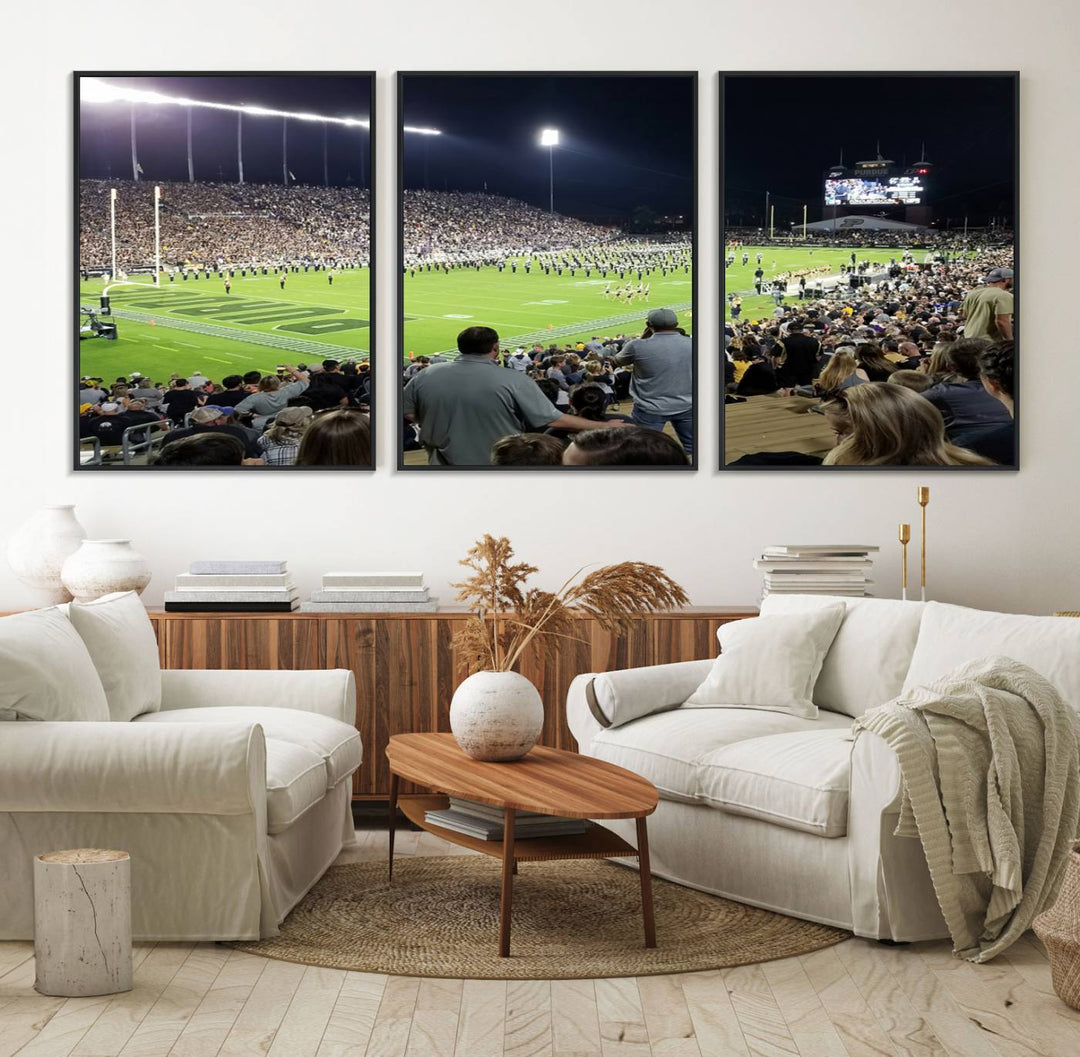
left=684, top=606, right=845, bottom=719
left=265, top=739, right=328, bottom=834
left=698, top=729, right=854, bottom=837
left=0, top=608, right=110, bottom=722
left=589, top=706, right=852, bottom=804
left=902, top=602, right=1080, bottom=711
left=589, top=659, right=715, bottom=729
left=68, top=592, right=162, bottom=721
left=136, top=705, right=362, bottom=788
left=761, top=594, right=925, bottom=717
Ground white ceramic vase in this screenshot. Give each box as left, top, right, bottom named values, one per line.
left=6, top=505, right=88, bottom=605
left=449, top=670, right=544, bottom=762
left=61, top=540, right=152, bottom=603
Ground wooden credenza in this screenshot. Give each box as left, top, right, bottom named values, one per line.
left=143, top=607, right=757, bottom=799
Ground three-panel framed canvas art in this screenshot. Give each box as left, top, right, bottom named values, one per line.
left=75, top=71, right=1018, bottom=472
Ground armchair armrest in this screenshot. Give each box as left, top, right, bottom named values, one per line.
left=567, top=658, right=714, bottom=749
left=160, top=668, right=356, bottom=725
left=0, top=721, right=265, bottom=816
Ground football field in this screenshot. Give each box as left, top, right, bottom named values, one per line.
left=78, top=270, right=371, bottom=382
left=402, top=264, right=693, bottom=360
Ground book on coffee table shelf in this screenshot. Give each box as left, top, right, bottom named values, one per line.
left=322, top=571, right=425, bottom=588
left=189, top=560, right=288, bottom=575
left=424, top=796, right=589, bottom=841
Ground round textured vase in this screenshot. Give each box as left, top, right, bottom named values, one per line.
left=6, top=505, right=88, bottom=605
left=449, top=671, right=544, bottom=762
left=60, top=540, right=152, bottom=604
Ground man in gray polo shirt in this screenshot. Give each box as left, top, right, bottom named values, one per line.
left=403, top=326, right=625, bottom=466
left=615, top=307, right=694, bottom=456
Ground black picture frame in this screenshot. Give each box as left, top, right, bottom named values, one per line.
left=73, top=70, right=377, bottom=472
left=396, top=70, right=698, bottom=472
left=719, top=70, right=1019, bottom=472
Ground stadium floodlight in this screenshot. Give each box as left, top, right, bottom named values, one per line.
left=403, top=125, right=442, bottom=136
left=538, top=128, right=560, bottom=213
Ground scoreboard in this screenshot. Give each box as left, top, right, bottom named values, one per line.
left=825, top=174, right=926, bottom=207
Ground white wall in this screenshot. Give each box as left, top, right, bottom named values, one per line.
left=2, top=0, right=1078, bottom=616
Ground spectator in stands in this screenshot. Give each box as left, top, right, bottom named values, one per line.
left=562, top=425, right=690, bottom=467
left=546, top=355, right=570, bottom=391
left=254, top=406, right=312, bottom=466
left=888, top=370, right=934, bottom=394
left=614, top=308, right=694, bottom=456
left=211, top=375, right=249, bottom=408
left=855, top=344, right=898, bottom=382
left=402, top=326, right=625, bottom=467
left=295, top=408, right=372, bottom=467
left=960, top=267, right=1014, bottom=342
left=234, top=366, right=310, bottom=430
left=154, top=433, right=263, bottom=467
left=951, top=341, right=1016, bottom=465
left=160, top=378, right=204, bottom=424
left=162, top=406, right=262, bottom=458
left=83, top=400, right=161, bottom=445
left=816, top=351, right=868, bottom=394
left=546, top=384, right=631, bottom=441
left=491, top=433, right=566, bottom=466
left=775, top=321, right=820, bottom=387
left=922, top=338, right=1011, bottom=436
left=80, top=379, right=106, bottom=405
left=821, top=384, right=992, bottom=466
left=128, top=379, right=164, bottom=409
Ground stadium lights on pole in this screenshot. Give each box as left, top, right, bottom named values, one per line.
left=110, top=188, right=117, bottom=281
left=539, top=128, right=559, bottom=214
left=154, top=186, right=161, bottom=284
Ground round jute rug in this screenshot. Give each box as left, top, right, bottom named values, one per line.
left=232, top=856, right=849, bottom=979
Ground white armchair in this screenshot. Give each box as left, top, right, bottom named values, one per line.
left=0, top=598, right=362, bottom=942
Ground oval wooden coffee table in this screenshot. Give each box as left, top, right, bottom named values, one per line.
left=386, top=732, right=659, bottom=958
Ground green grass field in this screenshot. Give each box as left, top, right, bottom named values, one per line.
left=403, top=264, right=693, bottom=360
left=78, top=269, right=370, bottom=382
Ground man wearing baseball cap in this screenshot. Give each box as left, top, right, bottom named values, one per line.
left=960, top=266, right=1014, bottom=342
left=161, top=405, right=262, bottom=459
left=613, top=307, right=694, bottom=457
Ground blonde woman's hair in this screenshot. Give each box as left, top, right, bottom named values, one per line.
left=822, top=383, right=993, bottom=466
left=816, top=351, right=859, bottom=392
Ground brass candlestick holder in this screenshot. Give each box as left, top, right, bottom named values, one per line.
left=899, top=523, right=911, bottom=601
left=917, top=486, right=930, bottom=602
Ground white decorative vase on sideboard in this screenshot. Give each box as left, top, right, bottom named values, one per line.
left=449, top=671, right=545, bottom=762
left=6, top=505, right=88, bottom=605
left=60, top=540, right=152, bottom=603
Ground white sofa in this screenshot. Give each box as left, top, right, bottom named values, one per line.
left=567, top=596, right=1080, bottom=941
left=0, top=593, right=362, bottom=942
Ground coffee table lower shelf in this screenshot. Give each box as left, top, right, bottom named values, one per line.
left=390, top=793, right=657, bottom=957
left=398, top=795, right=638, bottom=861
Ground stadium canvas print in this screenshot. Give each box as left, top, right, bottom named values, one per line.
left=399, top=72, right=696, bottom=469
left=721, top=72, right=1018, bottom=470
left=76, top=73, right=374, bottom=470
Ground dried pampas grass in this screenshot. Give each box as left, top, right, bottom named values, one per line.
left=453, top=534, right=688, bottom=673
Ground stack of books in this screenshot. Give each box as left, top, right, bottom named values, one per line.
left=424, top=797, right=589, bottom=841
left=753, top=545, right=878, bottom=598
left=299, top=571, right=437, bottom=613
left=164, top=560, right=298, bottom=612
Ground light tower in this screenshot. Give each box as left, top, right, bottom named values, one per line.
left=539, top=128, right=559, bottom=214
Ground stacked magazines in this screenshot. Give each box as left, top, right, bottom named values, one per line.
left=754, top=544, right=878, bottom=598
left=164, top=560, right=298, bottom=612
left=424, top=797, right=589, bottom=840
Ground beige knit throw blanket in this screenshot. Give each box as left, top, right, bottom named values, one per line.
left=855, top=656, right=1080, bottom=962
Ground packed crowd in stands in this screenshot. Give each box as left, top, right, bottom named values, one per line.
left=723, top=242, right=1016, bottom=466
left=402, top=312, right=693, bottom=467
left=724, top=226, right=1014, bottom=251
left=79, top=359, right=372, bottom=467
left=80, top=180, right=370, bottom=272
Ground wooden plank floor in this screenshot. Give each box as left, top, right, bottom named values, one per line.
left=3, top=826, right=1078, bottom=1056
left=724, top=394, right=836, bottom=464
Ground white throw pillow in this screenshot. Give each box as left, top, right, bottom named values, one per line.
left=68, top=592, right=162, bottom=722
left=684, top=605, right=846, bottom=719
left=0, top=607, right=110, bottom=721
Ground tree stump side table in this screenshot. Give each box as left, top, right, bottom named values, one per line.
left=33, top=849, right=133, bottom=997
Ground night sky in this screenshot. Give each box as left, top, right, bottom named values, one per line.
left=723, top=74, right=1016, bottom=227
left=401, top=75, right=695, bottom=224
left=79, top=75, right=372, bottom=187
